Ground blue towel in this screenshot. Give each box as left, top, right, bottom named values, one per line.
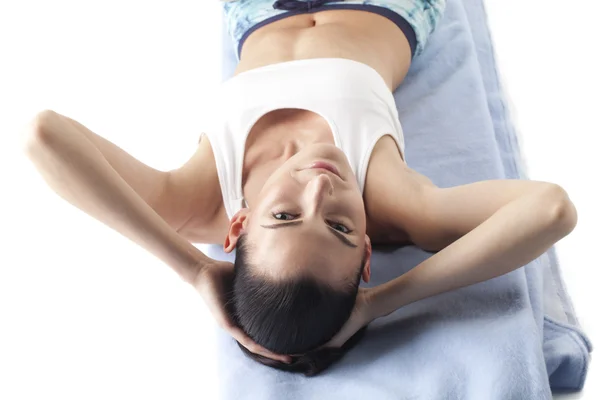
left=200, top=0, right=592, bottom=398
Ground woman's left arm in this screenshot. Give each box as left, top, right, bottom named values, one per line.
left=369, top=180, right=578, bottom=319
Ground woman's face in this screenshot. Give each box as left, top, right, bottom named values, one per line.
left=230, top=143, right=370, bottom=285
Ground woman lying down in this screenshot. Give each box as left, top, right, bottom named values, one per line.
left=23, top=0, right=577, bottom=376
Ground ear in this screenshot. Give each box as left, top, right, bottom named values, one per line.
left=361, top=235, right=372, bottom=283
left=223, top=209, right=250, bottom=253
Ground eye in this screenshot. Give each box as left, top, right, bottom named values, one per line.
left=328, top=221, right=352, bottom=234
left=272, top=212, right=299, bottom=221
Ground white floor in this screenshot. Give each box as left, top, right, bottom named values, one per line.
left=0, top=1, right=597, bottom=399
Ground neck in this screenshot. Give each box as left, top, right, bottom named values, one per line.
left=242, top=109, right=334, bottom=207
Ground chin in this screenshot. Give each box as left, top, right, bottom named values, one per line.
left=302, top=144, right=350, bottom=166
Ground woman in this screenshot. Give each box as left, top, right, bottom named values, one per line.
left=22, top=0, right=577, bottom=376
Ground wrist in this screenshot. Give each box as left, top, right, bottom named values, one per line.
left=192, top=261, right=212, bottom=287
left=364, top=287, right=386, bottom=322
left=367, top=277, right=413, bottom=320
left=177, top=257, right=210, bottom=288
left=365, top=288, right=380, bottom=321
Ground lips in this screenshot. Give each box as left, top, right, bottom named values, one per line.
left=305, top=161, right=341, bottom=178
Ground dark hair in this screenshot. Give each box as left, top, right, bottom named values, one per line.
left=229, top=234, right=367, bottom=376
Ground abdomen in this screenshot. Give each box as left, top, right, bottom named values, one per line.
left=235, top=10, right=412, bottom=91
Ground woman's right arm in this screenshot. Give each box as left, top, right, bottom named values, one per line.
left=22, top=110, right=213, bottom=285
left=22, top=113, right=293, bottom=362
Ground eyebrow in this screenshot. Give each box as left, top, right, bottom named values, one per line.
left=260, top=221, right=358, bottom=248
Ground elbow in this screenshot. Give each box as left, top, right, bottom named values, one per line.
left=542, top=184, right=578, bottom=236
left=21, top=109, right=62, bottom=157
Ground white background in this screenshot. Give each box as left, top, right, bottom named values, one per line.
left=0, top=1, right=597, bottom=399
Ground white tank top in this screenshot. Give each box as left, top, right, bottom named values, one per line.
left=202, top=58, right=406, bottom=220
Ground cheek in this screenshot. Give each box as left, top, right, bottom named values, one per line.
left=349, top=193, right=367, bottom=226
left=257, top=176, right=298, bottom=206
left=254, top=166, right=287, bottom=196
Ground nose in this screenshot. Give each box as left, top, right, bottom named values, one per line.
left=305, top=173, right=334, bottom=214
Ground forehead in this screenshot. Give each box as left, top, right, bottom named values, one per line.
left=246, top=230, right=359, bottom=284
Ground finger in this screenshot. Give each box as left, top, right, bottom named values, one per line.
left=210, top=309, right=232, bottom=332
left=322, top=324, right=353, bottom=349
left=214, top=314, right=291, bottom=363
left=323, top=337, right=343, bottom=349
left=229, top=327, right=292, bottom=363
left=239, top=335, right=291, bottom=363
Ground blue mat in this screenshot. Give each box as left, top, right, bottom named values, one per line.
left=200, top=0, right=592, bottom=398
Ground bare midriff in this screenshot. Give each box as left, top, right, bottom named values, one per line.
left=235, top=9, right=412, bottom=91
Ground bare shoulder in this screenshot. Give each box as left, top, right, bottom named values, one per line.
left=165, top=136, right=229, bottom=244
left=364, top=136, right=572, bottom=252
left=363, top=135, right=436, bottom=245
